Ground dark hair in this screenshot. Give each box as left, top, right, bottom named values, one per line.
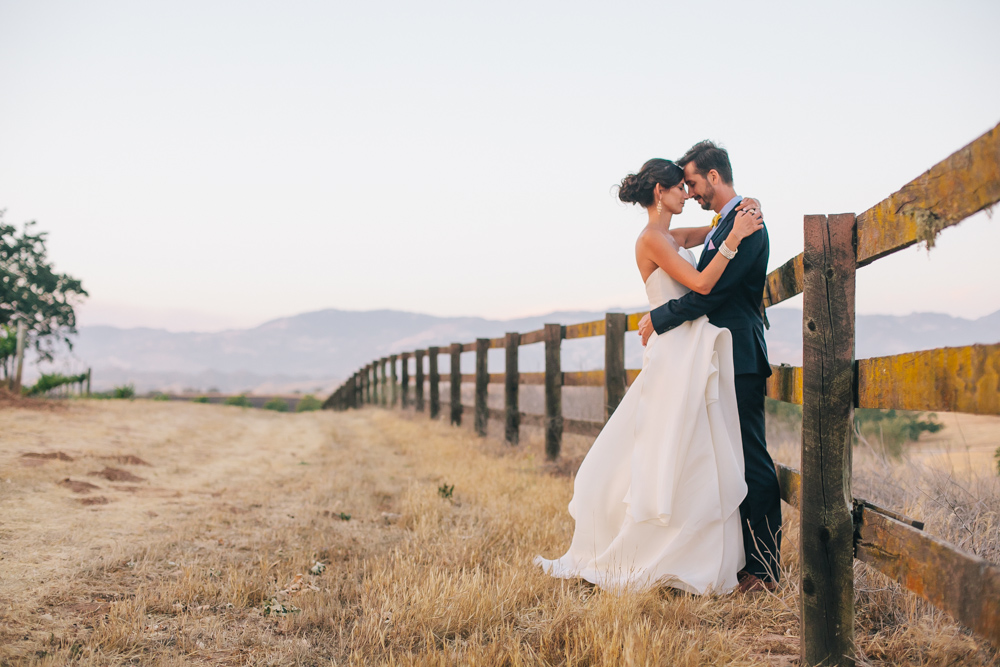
left=617, top=158, right=684, bottom=207
left=677, top=140, right=733, bottom=185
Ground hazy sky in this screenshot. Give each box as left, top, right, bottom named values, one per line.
left=2, top=1, right=998, bottom=332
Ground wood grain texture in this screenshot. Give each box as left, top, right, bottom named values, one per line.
left=519, top=329, right=546, bottom=345
left=505, top=332, right=520, bottom=445
left=800, top=213, right=857, bottom=666
left=856, top=122, right=1000, bottom=266
left=475, top=338, right=489, bottom=436
left=544, top=324, right=563, bottom=460
left=400, top=352, right=410, bottom=408
left=767, top=364, right=803, bottom=405
left=564, top=320, right=605, bottom=340
left=390, top=355, right=398, bottom=408
left=856, top=343, right=1000, bottom=415
left=428, top=346, right=440, bottom=419
left=450, top=343, right=462, bottom=425
left=856, top=509, right=1000, bottom=648
left=605, top=313, right=627, bottom=421
left=414, top=350, right=425, bottom=412
left=763, top=254, right=805, bottom=309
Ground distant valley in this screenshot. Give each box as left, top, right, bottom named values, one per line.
left=57, top=307, right=1000, bottom=396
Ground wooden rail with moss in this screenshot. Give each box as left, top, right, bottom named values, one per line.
left=322, top=122, right=1000, bottom=663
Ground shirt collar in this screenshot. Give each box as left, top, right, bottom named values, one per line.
left=717, top=195, right=742, bottom=222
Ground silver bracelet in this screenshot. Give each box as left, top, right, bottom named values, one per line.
left=719, top=240, right=738, bottom=260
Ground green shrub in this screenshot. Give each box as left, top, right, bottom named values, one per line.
left=113, top=384, right=135, bottom=399
left=263, top=397, right=289, bottom=412
left=295, top=394, right=322, bottom=412
left=24, top=372, right=88, bottom=396
left=854, top=408, right=943, bottom=458
left=224, top=394, right=252, bottom=407
left=191, top=396, right=210, bottom=404
left=152, top=392, right=171, bottom=401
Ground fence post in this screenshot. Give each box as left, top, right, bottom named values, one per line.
left=367, top=364, right=374, bottom=404
left=415, top=349, right=425, bottom=412
left=544, top=323, right=563, bottom=459
left=390, top=355, right=398, bottom=407
left=354, top=372, right=361, bottom=408
left=400, top=353, right=410, bottom=408
left=86, top=368, right=91, bottom=396
left=429, top=346, right=440, bottom=419
left=450, top=343, right=462, bottom=425
left=604, top=313, right=627, bottom=421
left=475, top=338, right=489, bottom=436
left=379, top=358, right=387, bottom=406
left=801, top=213, right=857, bottom=667
left=505, top=332, right=520, bottom=445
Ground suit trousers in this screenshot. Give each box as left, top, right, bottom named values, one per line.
left=734, top=373, right=782, bottom=581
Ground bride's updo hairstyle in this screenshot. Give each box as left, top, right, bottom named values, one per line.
left=617, top=159, right=684, bottom=208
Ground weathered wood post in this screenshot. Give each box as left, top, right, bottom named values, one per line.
left=504, top=332, right=520, bottom=445
left=801, top=213, right=857, bottom=667
left=86, top=368, right=92, bottom=397
left=379, top=358, right=388, bottom=407
left=450, top=343, right=462, bottom=425
left=415, top=349, right=425, bottom=412
left=390, top=354, right=398, bottom=407
left=604, top=313, right=627, bottom=420
left=544, top=323, right=563, bottom=459
left=367, top=364, right=374, bottom=404
left=474, top=338, right=489, bottom=436
left=428, top=346, right=440, bottom=419
left=354, top=371, right=361, bottom=408
left=400, top=353, right=410, bottom=408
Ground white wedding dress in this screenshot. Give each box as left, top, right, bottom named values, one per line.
left=535, top=248, right=748, bottom=594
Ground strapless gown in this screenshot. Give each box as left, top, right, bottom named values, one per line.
left=535, top=249, right=747, bottom=594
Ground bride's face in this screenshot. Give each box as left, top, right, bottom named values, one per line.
left=659, top=182, right=687, bottom=215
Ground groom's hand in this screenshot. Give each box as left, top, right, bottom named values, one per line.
left=638, top=313, right=654, bottom=346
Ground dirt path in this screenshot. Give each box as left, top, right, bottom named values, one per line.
left=0, top=401, right=995, bottom=666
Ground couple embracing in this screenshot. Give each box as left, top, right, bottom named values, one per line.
left=536, top=141, right=782, bottom=595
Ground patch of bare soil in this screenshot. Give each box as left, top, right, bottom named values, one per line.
left=21, top=451, right=75, bottom=461
left=87, top=466, right=145, bottom=482
left=100, top=454, right=151, bottom=466
left=0, top=387, right=66, bottom=411
left=78, top=496, right=110, bottom=506
left=57, top=478, right=101, bottom=493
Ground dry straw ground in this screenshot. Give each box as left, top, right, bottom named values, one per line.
left=0, top=398, right=998, bottom=666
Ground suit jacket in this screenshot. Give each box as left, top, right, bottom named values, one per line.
left=649, top=207, right=771, bottom=377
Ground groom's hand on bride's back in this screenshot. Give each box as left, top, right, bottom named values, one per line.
left=638, top=313, right=654, bottom=346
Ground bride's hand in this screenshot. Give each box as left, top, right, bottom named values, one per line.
left=735, top=197, right=762, bottom=216
left=731, top=207, right=764, bottom=242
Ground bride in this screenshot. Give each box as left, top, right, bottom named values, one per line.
left=535, top=158, right=762, bottom=594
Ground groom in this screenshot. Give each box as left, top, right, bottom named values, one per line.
left=637, top=140, right=782, bottom=593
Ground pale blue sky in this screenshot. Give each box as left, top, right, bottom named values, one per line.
left=1, top=1, right=998, bottom=331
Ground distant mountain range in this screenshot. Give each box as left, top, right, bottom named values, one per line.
left=57, top=307, right=1000, bottom=395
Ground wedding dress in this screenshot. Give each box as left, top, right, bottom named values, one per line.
left=535, top=248, right=747, bottom=594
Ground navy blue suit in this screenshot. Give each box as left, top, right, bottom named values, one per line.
left=649, top=207, right=782, bottom=581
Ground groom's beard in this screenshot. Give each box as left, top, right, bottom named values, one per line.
left=698, top=183, right=715, bottom=211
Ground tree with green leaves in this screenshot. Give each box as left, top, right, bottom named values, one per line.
left=0, top=211, right=87, bottom=382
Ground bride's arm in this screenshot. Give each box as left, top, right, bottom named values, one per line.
left=640, top=209, right=763, bottom=295
left=670, top=225, right=713, bottom=249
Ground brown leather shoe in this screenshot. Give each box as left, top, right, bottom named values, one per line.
left=737, top=570, right=777, bottom=594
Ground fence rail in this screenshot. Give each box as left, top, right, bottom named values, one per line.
left=323, top=122, right=1000, bottom=664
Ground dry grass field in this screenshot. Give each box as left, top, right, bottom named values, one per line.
left=1, top=398, right=998, bottom=666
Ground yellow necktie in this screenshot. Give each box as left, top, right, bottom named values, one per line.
left=711, top=213, right=721, bottom=228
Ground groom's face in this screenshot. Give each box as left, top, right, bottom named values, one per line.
left=683, top=163, right=716, bottom=212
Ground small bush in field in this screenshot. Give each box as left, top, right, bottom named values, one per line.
left=855, top=408, right=943, bottom=458
left=438, top=483, right=454, bottom=499
left=224, top=394, right=252, bottom=407
left=152, top=392, right=171, bottom=401
left=192, top=396, right=210, bottom=404
left=263, top=397, right=289, bottom=412
left=113, top=384, right=135, bottom=399
left=295, top=394, right=322, bottom=412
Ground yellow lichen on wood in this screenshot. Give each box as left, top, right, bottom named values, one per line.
left=763, top=254, right=805, bottom=309
left=563, top=320, right=605, bottom=340
left=562, top=370, right=604, bottom=387
left=766, top=364, right=803, bottom=404
left=856, top=343, right=1000, bottom=415
left=856, top=122, right=1000, bottom=265
left=626, top=312, right=647, bottom=332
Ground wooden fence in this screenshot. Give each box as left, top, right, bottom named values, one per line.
left=323, top=122, right=1000, bottom=666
